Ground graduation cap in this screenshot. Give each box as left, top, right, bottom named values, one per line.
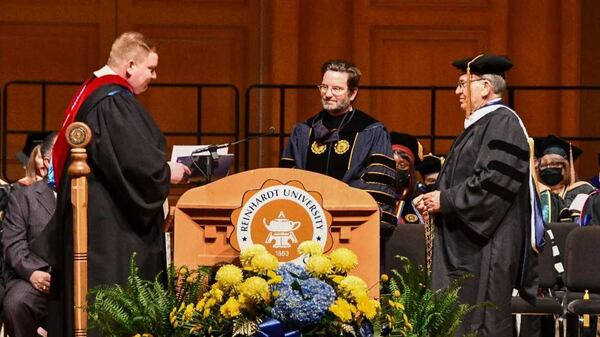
left=416, top=154, right=444, bottom=176
left=452, top=54, right=513, bottom=78
left=390, top=132, right=423, bottom=165
left=16, top=131, right=53, bottom=166
left=536, top=134, right=583, bottom=161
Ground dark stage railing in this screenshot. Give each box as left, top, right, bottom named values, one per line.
left=3, top=81, right=600, bottom=180
left=244, top=84, right=600, bottom=170
left=1, top=80, right=239, bottom=181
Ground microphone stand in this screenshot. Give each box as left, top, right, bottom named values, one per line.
left=188, top=126, right=275, bottom=185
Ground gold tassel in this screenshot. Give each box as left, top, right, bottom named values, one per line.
left=465, top=54, right=484, bottom=118
left=569, top=142, right=576, bottom=185
left=583, top=290, right=590, bottom=327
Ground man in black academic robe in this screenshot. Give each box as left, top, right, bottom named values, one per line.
left=40, top=32, right=190, bottom=337
left=416, top=55, right=539, bottom=337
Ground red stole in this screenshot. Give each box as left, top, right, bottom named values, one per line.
left=53, top=75, right=133, bottom=186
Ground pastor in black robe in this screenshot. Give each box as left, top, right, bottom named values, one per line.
left=432, top=105, right=536, bottom=337
left=42, top=78, right=171, bottom=337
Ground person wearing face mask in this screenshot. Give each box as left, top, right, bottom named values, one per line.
left=1, top=132, right=57, bottom=337
left=535, top=134, right=594, bottom=221
left=389, top=132, right=423, bottom=224
left=416, top=154, right=444, bottom=193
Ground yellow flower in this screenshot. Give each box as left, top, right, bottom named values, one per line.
left=142, top=334, right=154, bottom=337
left=249, top=252, right=279, bottom=275
left=209, top=287, right=224, bottom=303
left=203, top=308, right=211, bottom=318
left=178, top=266, right=188, bottom=276
left=240, top=276, right=270, bottom=302
left=330, top=248, right=358, bottom=273
left=404, top=313, right=413, bottom=331
left=381, top=274, right=389, bottom=282
left=133, top=334, right=141, bottom=337
left=329, top=298, right=356, bottom=322
left=268, top=274, right=283, bottom=285
left=388, top=300, right=404, bottom=310
left=220, top=297, right=241, bottom=318
left=215, top=264, right=243, bottom=289
left=239, top=244, right=268, bottom=266
left=356, top=296, right=380, bottom=319
left=298, top=241, right=323, bottom=256
left=393, top=290, right=401, bottom=297
left=306, top=255, right=333, bottom=277
left=169, top=307, right=177, bottom=324
left=183, top=303, right=195, bottom=321
left=339, top=275, right=368, bottom=301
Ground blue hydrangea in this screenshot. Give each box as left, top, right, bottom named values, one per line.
left=271, top=264, right=336, bottom=329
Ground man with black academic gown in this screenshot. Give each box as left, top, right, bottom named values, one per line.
left=416, top=54, right=539, bottom=337
left=42, top=31, right=190, bottom=337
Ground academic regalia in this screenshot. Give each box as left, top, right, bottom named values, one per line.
left=40, top=77, right=171, bottom=337
left=389, top=132, right=424, bottom=225
left=280, top=109, right=397, bottom=234
left=535, top=135, right=595, bottom=218
left=433, top=105, right=537, bottom=337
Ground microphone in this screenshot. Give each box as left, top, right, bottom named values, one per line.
left=191, top=126, right=276, bottom=155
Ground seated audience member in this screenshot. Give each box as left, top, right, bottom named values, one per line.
left=2, top=133, right=57, bottom=337
left=535, top=134, right=594, bottom=221
left=415, top=153, right=444, bottom=192
left=14, top=132, right=53, bottom=189
left=390, top=132, right=423, bottom=224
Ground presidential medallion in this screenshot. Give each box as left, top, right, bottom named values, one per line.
left=405, top=214, right=419, bottom=223
left=334, top=140, right=350, bottom=154
left=311, top=141, right=326, bottom=154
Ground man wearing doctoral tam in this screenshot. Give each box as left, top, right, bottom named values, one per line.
left=415, top=54, right=541, bottom=337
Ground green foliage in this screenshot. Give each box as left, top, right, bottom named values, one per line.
left=88, top=253, right=210, bottom=337
left=379, top=256, right=479, bottom=337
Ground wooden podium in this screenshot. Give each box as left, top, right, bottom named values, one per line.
left=173, top=168, right=380, bottom=296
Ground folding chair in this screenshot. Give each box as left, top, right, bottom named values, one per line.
left=563, top=226, right=600, bottom=337
left=512, top=231, right=564, bottom=337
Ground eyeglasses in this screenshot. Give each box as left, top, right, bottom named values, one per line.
left=457, top=78, right=485, bottom=89
left=317, top=84, right=347, bottom=96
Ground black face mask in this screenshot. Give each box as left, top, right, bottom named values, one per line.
left=540, top=167, right=563, bottom=186
left=396, top=170, right=410, bottom=189
left=424, top=184, right=435, bottom=193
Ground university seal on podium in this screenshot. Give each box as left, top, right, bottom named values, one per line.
left=230, top=179, right=332, bottom=264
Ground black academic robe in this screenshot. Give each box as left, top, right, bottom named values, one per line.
left=43, top=81, right=171, bottom=337
left=433, top=107, right=535, bottom=337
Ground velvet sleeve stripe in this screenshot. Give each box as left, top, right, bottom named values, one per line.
left=381, top=211, right=397, bottom=227
left=280, top=158, right=295, bottom=168
left=488, top=160, right=527, bottom=182
left=368, top=153, right=396, bottom=169
left=481, top=179, right=516, bottom=202
left=487, top=139, right=529, bottom=161
left=362, top=172, right=396, bottom=186
left=367, top=190, right=396, bottom=206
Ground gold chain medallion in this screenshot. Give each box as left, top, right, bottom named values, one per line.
left=311, top=141, right=326, bottom=154
left=334, top=140, right=350, bottom=154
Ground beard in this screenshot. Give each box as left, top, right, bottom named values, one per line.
left=322, top=97, right=351, bottom=115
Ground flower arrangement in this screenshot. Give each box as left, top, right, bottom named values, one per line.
left=89, top=243, right=382, bottom=337
left=168, top=241, right=378, bottom=336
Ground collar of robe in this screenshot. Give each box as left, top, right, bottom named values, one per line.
left=463, top=98, right=503, bottom=129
